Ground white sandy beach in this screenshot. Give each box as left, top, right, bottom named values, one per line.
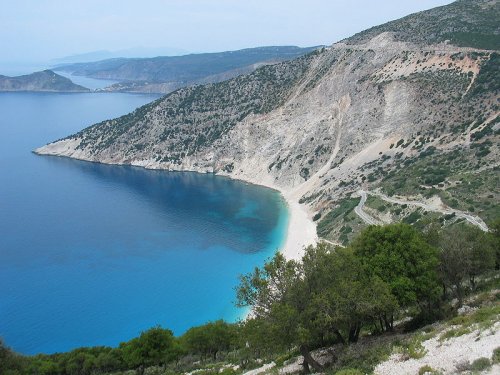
left=228, top=169, right=319, bottom=262
left=279, top=196, right=318, bottom=261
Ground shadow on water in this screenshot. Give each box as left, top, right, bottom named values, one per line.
left=38, top=155, right=285, bottom=254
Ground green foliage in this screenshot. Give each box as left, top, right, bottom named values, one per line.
left=491, top=219, right=500, bottom=269
left=351, top=224, right=440, bottom=310
left=329, top=339, right=393, bottom=374
left=403, top=210, right=422, bottom=224
left=469, top=53, right=500, bottom=97
left=439, top=224, right=496, bottom=303
left=394, top=335, right=427, bottom=359
left=120, top=326, right=179, bottom=369
left=446, top=32, right=500, bottom=50
left=236, top=242, right=398, bottom=371
left=470, top=357, right=492, bottom=372
left=438, top=327, right=471, bottom=341
left=448, top=304, right=500, bottom=330
left=181, top=320, right=236, bottom=360
left=0, top=339, right=29, bottom=375
left=345, top=0, right=500, bottom=49
left=317, top=198, right=361, bottom=238
left=492, top=347, right=500, bottom=364
left=334, top=369, right=364, bottom=375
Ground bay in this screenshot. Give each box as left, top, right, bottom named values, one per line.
left=0, top=92, right=288, bottom=355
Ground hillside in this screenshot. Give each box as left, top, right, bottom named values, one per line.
left=344, top=0, right=500, bottom=50
left=0, top=70, right=89, bottom=92
left=54, top=46, right=320, bottom=94
left=36, top=0, right=500, bottom=246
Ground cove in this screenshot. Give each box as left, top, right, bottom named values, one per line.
left=0, top=92, right=288, bottom=355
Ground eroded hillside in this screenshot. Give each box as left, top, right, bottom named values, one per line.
left=36, top=0, right=499, bottom=244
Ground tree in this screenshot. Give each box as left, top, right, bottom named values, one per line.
left=236, top=252, right=300, bottom=317
left=439, top=224, right=496, bottom=304
left=488, top=219, right=500, bottom=269
left=351, top=224, right=440, bottom=322
left=94, top=348, right=123, bottom=373
left=237, top=244, right=397, bottom=373
left=182, top=320, right=236, bottom=361
left=121, top=326, right=179, bottom=374
left=0, top=339, right=29, bottom=375
left=299, top=245, right=397, bottom=342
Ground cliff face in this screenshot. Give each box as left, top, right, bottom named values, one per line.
left=36, top=0, right=500, bottom=243
left=0, top=70, right=89, bottom=92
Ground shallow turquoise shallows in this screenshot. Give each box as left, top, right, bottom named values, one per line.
left=0, top=91, right=288, bottom=355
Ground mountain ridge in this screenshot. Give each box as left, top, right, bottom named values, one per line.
left=36, top=0, right=500, bottom=245
left=55, top=46, right=322, bottom=94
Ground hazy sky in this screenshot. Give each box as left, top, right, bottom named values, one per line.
left=0, top=0, right=454, bottom=63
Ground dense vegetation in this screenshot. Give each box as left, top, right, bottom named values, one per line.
left=2, top=222, right=498, bottom=375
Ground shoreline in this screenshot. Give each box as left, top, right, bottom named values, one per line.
left=279, top=195, right=317, bottom=261
left=33, top=149, right=318, bottom=261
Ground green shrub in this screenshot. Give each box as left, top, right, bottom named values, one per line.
left=334, top=369, right=364, bottom=375
left=332, top=341, right=392, bottom=374
left=492, top=347, right=500, bottom=364
left=220, top=368, right=238, bottom=375
left=407, top=341, right=427, bottom=359
left=470, top=357, right=491, bottom=372
left=439, top=327, right=471, bottom=341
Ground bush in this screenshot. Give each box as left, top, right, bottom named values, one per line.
left=406, top=338, right=427, bottom=359
left=334, top=369, right=364, bottom=375
left=439, top=327, right=471, bottom=341
left=332, top=342, right=393, bottom=374
left=492, top=347, right=500, bottom=364
left=470, top=357, right=491, bottom=372
left=220, top=368, right=238, bottom=375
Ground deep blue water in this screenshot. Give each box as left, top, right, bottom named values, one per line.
left=0, top=92, right=288, bottom=355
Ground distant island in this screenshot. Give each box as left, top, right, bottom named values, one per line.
left=54, top=46, right=321, bottom=94
left=0, top=70, right=89, bottom=92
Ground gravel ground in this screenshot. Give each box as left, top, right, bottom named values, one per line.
left=375, top=322, right=499, bottom=375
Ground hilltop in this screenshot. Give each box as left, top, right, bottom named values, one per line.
left=0, top=70, right=89, bottom=92
left=36, top=0, right=499, bottom=249
left=344, top=0, right=500, bottom=49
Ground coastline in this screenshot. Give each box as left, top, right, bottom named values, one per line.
left=279, top=195, right=317, bottom=261
left=34, top=147, right=318, bottom=261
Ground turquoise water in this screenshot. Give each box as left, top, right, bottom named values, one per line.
left=0, top=92, right=288, bottom=355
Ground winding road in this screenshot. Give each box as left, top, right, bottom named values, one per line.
left=354, top=189, right=489, bottom=232
left=354, top=190, right=379, bottom=225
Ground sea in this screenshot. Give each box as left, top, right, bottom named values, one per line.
left=0, top=76, right=288, bottom=355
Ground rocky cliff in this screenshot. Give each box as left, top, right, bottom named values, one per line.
left=36, top=0, right=499, bottom=244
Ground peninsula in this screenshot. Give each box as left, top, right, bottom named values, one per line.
left=0, top=70, right=89, bottom=92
